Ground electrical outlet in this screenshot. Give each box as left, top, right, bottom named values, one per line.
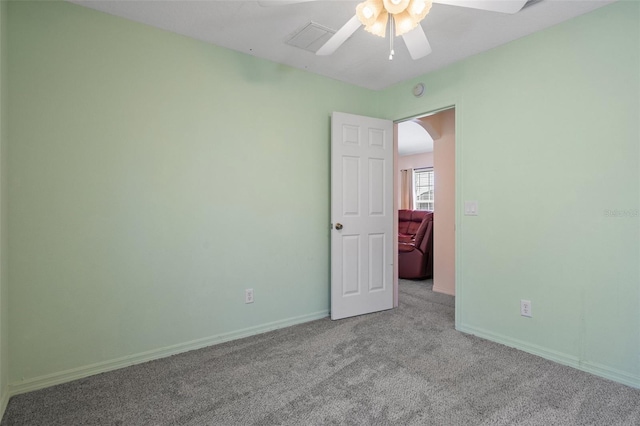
left=245, top=288, right=254, bottom=304
left=520, top=299, right=532, bottom=317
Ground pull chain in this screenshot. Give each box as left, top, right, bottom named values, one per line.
left=389, top=17, right=395, bottom=60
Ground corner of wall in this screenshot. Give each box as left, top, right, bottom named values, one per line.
left=0, top=0, right=10, bottom=421
left=0, top=390, right=8, bottom=422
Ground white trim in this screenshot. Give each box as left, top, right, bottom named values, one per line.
left=8, top=310, right=329, bottom=397
left=457, top=323, right=640, bottom=389
left=453, top=101, right=464, bottom=329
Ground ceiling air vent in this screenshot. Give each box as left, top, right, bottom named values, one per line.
left=285, top=22, right=336, bottom=53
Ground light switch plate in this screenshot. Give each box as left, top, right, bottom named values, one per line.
left=464, top=201, right=479, bottom=216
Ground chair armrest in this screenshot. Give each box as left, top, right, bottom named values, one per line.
left=398, top=234, right=413, bottom=243
left=399, top=243, right=419, bottom=253
left=417, top=221, right=433, bottom=253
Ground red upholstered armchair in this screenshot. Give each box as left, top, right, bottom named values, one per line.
left=398, top=210, right=434, bottom=280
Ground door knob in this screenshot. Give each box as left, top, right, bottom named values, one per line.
left=335, top=223, right=343, bottom=230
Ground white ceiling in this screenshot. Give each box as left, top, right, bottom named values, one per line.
left=69, top=0, right=615, bottom=90
left=398, top=121, right=433, bottom=156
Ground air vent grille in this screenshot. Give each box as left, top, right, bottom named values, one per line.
left=285, top=22, right=335, bottom=53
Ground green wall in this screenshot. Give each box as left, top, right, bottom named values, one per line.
left=380, top=1, right=640, bottom=386
left=5, top=0, right=640, bottom=397
left=7, top=1, right=379, bottom=388
left=0, top=0, right=8, bottom=411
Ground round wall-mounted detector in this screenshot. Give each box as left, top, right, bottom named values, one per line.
left=412, top=83, right=425, bottom=98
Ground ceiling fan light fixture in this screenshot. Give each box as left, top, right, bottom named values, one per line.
left=408, top=0, right=431, bottom=21
left=394, top=11, right=418, bottom=36
left=356, top=0, right=432, bottom=38
left=382, top=0, right=410, bottom=15
left=365, top=10, right=388, bottom=37
left=356, top=0, right=382, bottom=26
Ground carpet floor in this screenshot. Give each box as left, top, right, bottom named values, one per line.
left=3, top=280, right=639, bottom=425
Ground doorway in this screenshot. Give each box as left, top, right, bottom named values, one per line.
left=395, top=107, right=456, bottom=302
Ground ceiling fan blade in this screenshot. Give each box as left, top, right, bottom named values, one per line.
left=316, top=15, right=362, bottom=56
left=402, top=25, right=432, bottom=60
left=433, top=0, right=528, bottom=14
left=258, top=0, right=318, bottom=6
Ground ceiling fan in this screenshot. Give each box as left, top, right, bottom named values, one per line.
left=260, top=0, right=529, bottom=60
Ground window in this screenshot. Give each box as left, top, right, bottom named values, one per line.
left=414, top=168, right=434, bottom=211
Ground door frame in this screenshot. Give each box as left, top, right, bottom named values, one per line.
left=391, top=99, right=462, bottom=329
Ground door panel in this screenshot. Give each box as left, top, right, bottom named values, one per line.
left=331, top=112, right=394, bottom=320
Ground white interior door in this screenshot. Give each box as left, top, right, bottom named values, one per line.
left=331, top=112, right=394, bottom=320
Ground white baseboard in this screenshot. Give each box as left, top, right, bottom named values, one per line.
left=457, top=323, right=640, bottom=389
left=8, top=310, right=329, bottom=397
